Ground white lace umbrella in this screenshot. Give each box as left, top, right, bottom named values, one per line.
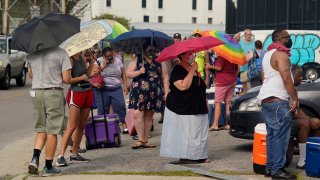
left=61, top=20, right=113, bottom=57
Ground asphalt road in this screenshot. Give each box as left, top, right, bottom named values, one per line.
left=0, top=77, right=34, bottom=150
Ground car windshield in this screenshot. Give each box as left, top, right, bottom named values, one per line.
left=0, top=39, right=6, bottom=53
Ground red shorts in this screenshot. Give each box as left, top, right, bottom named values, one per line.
left=66, top=89, right=93, bottom=109
left=214, top=83, right=236, bottom=103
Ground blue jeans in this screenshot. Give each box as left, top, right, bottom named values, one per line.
left=93, top=86, right=126, bottom=123
left=261, top=100, right=292, bottom=175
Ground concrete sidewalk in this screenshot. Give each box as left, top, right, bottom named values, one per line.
left=1, top=118, right=317, bottom=180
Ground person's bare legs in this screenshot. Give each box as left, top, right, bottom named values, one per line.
left=210, top=102, right=221, bottom=130
left=71, top=108, right=90, bottom=154
left=144, top=110, right=154, bottom=143
left=59, top=105, right=80, bottom=156
left=34, top=132, right=47, bottom=150
left=45, top=134, right=57, bottom=160
left=225, top=101, right=231, bottom=129
left=310, top=118, right=320, bottom=136
left=132, top=109, right=145, bottom=148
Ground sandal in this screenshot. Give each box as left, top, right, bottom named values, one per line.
left=209, top=127, right=220, bottom=131
left=143, top=141, right=156, bottom=148
left=132, top=140, right=145, bottom=149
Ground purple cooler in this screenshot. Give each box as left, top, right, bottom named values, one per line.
left=85, top=114, right=121, bottom=149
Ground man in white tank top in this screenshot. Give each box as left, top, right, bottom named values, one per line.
left=257, top=30, right=298, bottom=179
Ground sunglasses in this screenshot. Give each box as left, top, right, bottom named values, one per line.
left=282, top=36, right=290, bottom=39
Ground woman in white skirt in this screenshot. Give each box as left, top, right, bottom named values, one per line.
left=160, top=51, right=210, bottom=164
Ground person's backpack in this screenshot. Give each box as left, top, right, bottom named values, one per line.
left=247, top=50, right=260, bottom=80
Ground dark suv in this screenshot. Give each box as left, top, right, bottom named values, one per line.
left=229, top=80, right=320, bottom=139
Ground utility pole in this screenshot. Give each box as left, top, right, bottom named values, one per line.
left=2, top=0, right=8, bottom=35
left=61, top=0, right=66, bottom=14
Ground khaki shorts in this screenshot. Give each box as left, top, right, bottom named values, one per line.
left=31, top=89, right=65, bottom=135
left=240, top=71, right=249, bottom=83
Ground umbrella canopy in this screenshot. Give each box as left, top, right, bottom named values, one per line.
left=11, top=13, right=80, bottom=53
left=60, top=19, right=113, bottom=57
left=110, top=29, right=173, bottom=54
left=105, top=20, right=129, bottom=40
left=201, top=30, right=247, bottom=66
left=156, top=36, right=225, bottom=62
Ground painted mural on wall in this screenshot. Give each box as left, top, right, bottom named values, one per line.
left=262, top=33, right=320, bottom=66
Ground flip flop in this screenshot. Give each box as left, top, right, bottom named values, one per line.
left=209, top=127, right=220, bottom=131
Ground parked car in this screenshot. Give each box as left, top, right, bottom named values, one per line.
left=0, top=36, right=27, bottom=89
left=229, top=80, right=320, bottom=139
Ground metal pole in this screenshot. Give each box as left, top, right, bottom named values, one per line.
left=2, top=0, right=8, bottom=35
left=60, top=0, right=66, bottom=14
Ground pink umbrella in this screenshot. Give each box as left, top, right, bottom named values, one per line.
left=156, top=36, right=224, bottom=62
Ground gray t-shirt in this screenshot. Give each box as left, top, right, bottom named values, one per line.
left=26, top=47, right=72, bottom=89
left=97, top=56, right=123, bottom=87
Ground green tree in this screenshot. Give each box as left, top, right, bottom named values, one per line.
left=66, top=0, right=80, bottom=14
left=94, top=13, right=131, bottom=30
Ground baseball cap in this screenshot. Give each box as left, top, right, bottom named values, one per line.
left=192, top=29, right=202, bottom=37
left=173, top=33, right=181, bottom=39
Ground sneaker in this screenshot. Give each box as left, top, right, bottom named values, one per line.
left=42, top=166, right=61, bottom=177
left=56, top=156, right=68, bottom=167
left=70, top=154, right=90, bottom=163
left=28, top=157, right=39, bottom=175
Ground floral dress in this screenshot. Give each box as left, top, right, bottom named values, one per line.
left=128, top=55, right=164, bottom=112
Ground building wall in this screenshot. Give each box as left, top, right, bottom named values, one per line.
left=91, top=0, right=226, bottom=25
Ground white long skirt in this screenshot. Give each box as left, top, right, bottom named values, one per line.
left=160, top=107, right=209, bottom=160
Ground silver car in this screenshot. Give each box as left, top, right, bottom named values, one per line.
left=0, top=36, right=27, bottom=89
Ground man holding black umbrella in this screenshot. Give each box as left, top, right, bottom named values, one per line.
left=26, top=47, right=72, bottom=176
left=10, top=13, right=79, bottom=177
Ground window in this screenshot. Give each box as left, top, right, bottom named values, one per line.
left=158, top=0, right=163, bottom=9
left=158, top=16, right=163, bottom=23
left=208, top=18, right=212, bottom=24
left=192, top=17, right=197, bottom=24
left=208, top=0, right=212, bottom=10
left=142, top=0, right=146, bottom=8
left=143, top=15, right=149, bottom=22
left=192, top=0, right=197, bottom=10
left=106, top=0, right=111, bottom=7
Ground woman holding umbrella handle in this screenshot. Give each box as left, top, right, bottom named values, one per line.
left=160, top=51, right=211, bottom=164
left=127, top=45, right=168, bottom=149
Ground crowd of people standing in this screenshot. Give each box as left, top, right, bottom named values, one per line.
left=25, top=28, right=320, bottom=180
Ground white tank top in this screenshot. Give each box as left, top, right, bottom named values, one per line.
left=257, top=49, right=293, bottom=101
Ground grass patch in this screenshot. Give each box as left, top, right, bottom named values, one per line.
left=80, top=171, right=200, bottom=177
left=211, top=170, right=256, bottom=176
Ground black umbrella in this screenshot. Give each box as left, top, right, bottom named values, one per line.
left=11, top=13, right=80, bottom=53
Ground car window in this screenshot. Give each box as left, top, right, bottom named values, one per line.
left=0, top=39, right=6, bottom=53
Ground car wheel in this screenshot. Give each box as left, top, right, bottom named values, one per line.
left=0, top=67, right=11, bottom=90
left=300, top=107, right=317, bottom=118
left=303, top=66, right=320, bottom=81
left=16, top=67, right=27, bottom=86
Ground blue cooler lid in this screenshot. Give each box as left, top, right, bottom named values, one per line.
left=307, top=137, right=320, bottom=144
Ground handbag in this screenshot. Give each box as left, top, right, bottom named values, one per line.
left=90, top=61, right=105, bottom=87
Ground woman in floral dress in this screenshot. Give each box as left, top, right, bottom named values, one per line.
left=126, top=45, right=169, bottom=149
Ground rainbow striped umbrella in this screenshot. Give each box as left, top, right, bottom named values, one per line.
left=201, top=30, right=247, bottom=66
left=105, top=20, right=129, bottom=40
